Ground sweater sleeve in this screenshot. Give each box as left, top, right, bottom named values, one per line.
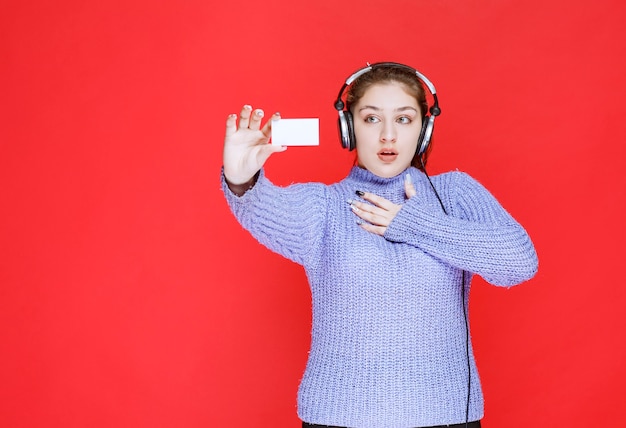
left=221, top=168, right=328, bottom=266
left=384, top=171, right=538, bottom=287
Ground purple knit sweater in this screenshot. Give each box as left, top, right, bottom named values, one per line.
left=221, top=165, right=537, bottom=428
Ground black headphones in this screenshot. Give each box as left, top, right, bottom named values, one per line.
left=334, top=62, right=441, bottom=155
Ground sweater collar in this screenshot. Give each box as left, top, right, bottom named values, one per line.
left=344, top=166, right=425, bottom=204
left=346, top=165, right=428, bottom=185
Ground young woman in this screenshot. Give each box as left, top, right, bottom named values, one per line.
left=221, top=63, right=538, bottom=428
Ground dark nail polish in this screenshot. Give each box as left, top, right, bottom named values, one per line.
left=355, top=190, right=365, bottom=197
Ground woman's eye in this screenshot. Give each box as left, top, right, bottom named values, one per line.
left=365, top=116, right=380, bottom=123
left=397, top=116, right=412, bottom=124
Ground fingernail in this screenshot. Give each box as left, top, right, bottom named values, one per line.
left=405, top=173, right=413, bottom=184
left=256, top=109, right=264, bottom=117
left=356, top=219, right=363, bottom=225
left=243, top=104, right=252, bottom=110
left=346, top=199, right=353, bottom=205
left=355, top=190, right=365, bottom=197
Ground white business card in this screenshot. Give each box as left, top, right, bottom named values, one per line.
left=271, top=118, right=319, bottom=146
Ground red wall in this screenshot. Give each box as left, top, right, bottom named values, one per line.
left=2, top=1, right=625, bottom=426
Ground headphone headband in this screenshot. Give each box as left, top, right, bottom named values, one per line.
left=335, top=62, right=440, bottom=115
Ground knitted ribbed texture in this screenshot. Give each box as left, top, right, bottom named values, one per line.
left=221, top=166, right=538, bottom=428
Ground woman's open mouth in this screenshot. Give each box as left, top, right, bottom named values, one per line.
left=377, top=149, right=398, bottom=163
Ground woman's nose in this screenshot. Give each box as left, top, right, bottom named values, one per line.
left=380, top=123, right=397, bottom=143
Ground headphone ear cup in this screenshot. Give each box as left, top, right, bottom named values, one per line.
left=345, top=111, right=356, bottom=151
left=417, top=116, right=434, bottom=155
left=338, top=110, right=356, bottom=150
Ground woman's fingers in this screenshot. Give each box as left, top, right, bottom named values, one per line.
left=238, top=104, right=253, bottom=129
left=354, top=191, right=401, bottom=215
left=249, top=109, right=264, bottom=130
left=225, top=105, right=254, bottom=139
left=225, top=107, right=278, bottom=149
left=405, top=173, right=417, bottom=199
left=227, top=106, right=278, bottom=137
left=261, top=112, right=280, bottom=138
left=225, top=113, right=238, bottom=138
left=350, top=202, right=390, bottom=228
left=349, top=197, right=400, bottom=227
left=356, top=191, right=396, bottom=211
left=256, top=141, right=288, bottom=164
left=349, top=190, right=406, bottom=235
left=356, top=222, right=386, bottom=236
left=237, top=105, right=266, bottom=131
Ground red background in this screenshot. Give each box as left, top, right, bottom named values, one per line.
left=2, top=0, right=625, bottom=427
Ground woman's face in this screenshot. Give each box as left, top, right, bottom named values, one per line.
left=352, top=82, right=422, bottom=178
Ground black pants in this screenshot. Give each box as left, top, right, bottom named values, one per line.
left=303, top=421, right=481, bottom=428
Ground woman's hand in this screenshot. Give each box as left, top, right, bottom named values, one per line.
left=223, top=105, right=287, bottom=188
left=349, top=174, right=417, bottom=235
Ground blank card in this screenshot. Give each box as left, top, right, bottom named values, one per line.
left=271, top=118, right=319, bottom=146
